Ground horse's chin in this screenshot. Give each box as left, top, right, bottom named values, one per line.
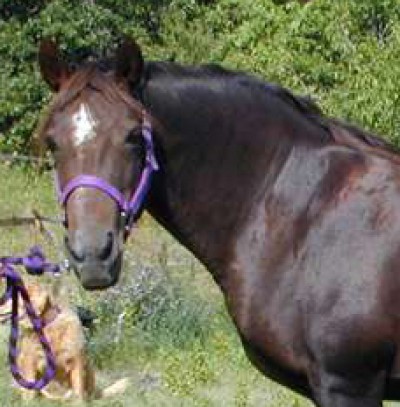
left=73, top=252, right=122, bottom=291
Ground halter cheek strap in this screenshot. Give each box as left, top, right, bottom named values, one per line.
left=56, top=117, right=159, bottom=236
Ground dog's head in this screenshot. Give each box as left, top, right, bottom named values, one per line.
left=20, top=282, right=56, bottom=329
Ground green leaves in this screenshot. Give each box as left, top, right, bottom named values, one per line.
left=3, top=0, right=400, bottom=155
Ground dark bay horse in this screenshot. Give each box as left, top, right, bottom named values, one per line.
left=37, top=37, right=400, bottom=406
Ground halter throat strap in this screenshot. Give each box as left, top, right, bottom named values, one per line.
left=57, top=117, right=158, bottom=234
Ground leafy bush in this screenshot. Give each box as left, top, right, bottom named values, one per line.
left=2, top=0, right=400, bottom=153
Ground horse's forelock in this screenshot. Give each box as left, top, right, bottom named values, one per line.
left=36, top=64, right=144, bottom=147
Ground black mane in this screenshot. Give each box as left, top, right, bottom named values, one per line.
left=143, top=60, right=397, bottom=156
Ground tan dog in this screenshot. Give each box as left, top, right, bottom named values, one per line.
left=16, top=281, right=129, bottom=401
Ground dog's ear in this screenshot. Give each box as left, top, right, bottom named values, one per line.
left=25, top=282, right=51, bottom=316
left=42, top=293, right=53, bottom=317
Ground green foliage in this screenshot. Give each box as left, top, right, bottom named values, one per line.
left=349, top=0, right=400, bottom=42
left=2, top=0, right=400, bottom=153
left=89, top=263, right=216, bottom=370
left=0, top=0, right=48, bottom=21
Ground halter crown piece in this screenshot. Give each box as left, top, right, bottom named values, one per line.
left=56, top=116, right=158, bottom=235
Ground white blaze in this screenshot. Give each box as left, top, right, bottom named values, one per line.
left=72, top=103, right=97, bottom=146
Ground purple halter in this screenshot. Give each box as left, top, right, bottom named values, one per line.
left=56, top=117, right=158, bottom=236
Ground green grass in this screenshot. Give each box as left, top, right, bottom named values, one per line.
left=0, top=164, right=396, bottom=406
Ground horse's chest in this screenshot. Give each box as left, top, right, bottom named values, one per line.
left=219, top=262, right=307, bottom=377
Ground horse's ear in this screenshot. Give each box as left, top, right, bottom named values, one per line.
left=38, top=39, right=70, bottom=91
left=115, top=37, right=144, bottom=87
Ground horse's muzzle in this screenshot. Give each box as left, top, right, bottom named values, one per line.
left=64, top=229, right=122, bottom=290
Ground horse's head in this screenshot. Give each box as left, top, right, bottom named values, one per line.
left=37, top=38, right=156, bottom=290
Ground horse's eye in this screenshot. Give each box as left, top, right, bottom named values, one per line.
left=125, top=128, right=142, bottom=146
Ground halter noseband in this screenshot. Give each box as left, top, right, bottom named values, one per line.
left=56, top=116, right=158, bottom=236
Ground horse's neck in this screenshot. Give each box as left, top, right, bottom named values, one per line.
left=142, top=76, right=302, bottom=276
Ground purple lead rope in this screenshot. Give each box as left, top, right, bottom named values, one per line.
left=0, top=246, right=60, bottom=390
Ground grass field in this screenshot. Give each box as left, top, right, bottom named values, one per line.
left=0, top=164, right=397, bottom=407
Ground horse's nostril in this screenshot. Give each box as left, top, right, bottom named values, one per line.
left=64, top=232, right=113, bottom=263
left=64, top=236, right=85, bottom=263
left=99, top=232, right=113, bottom=261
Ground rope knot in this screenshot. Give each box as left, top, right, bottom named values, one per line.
left=23, top=246, right=60, bottom=276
